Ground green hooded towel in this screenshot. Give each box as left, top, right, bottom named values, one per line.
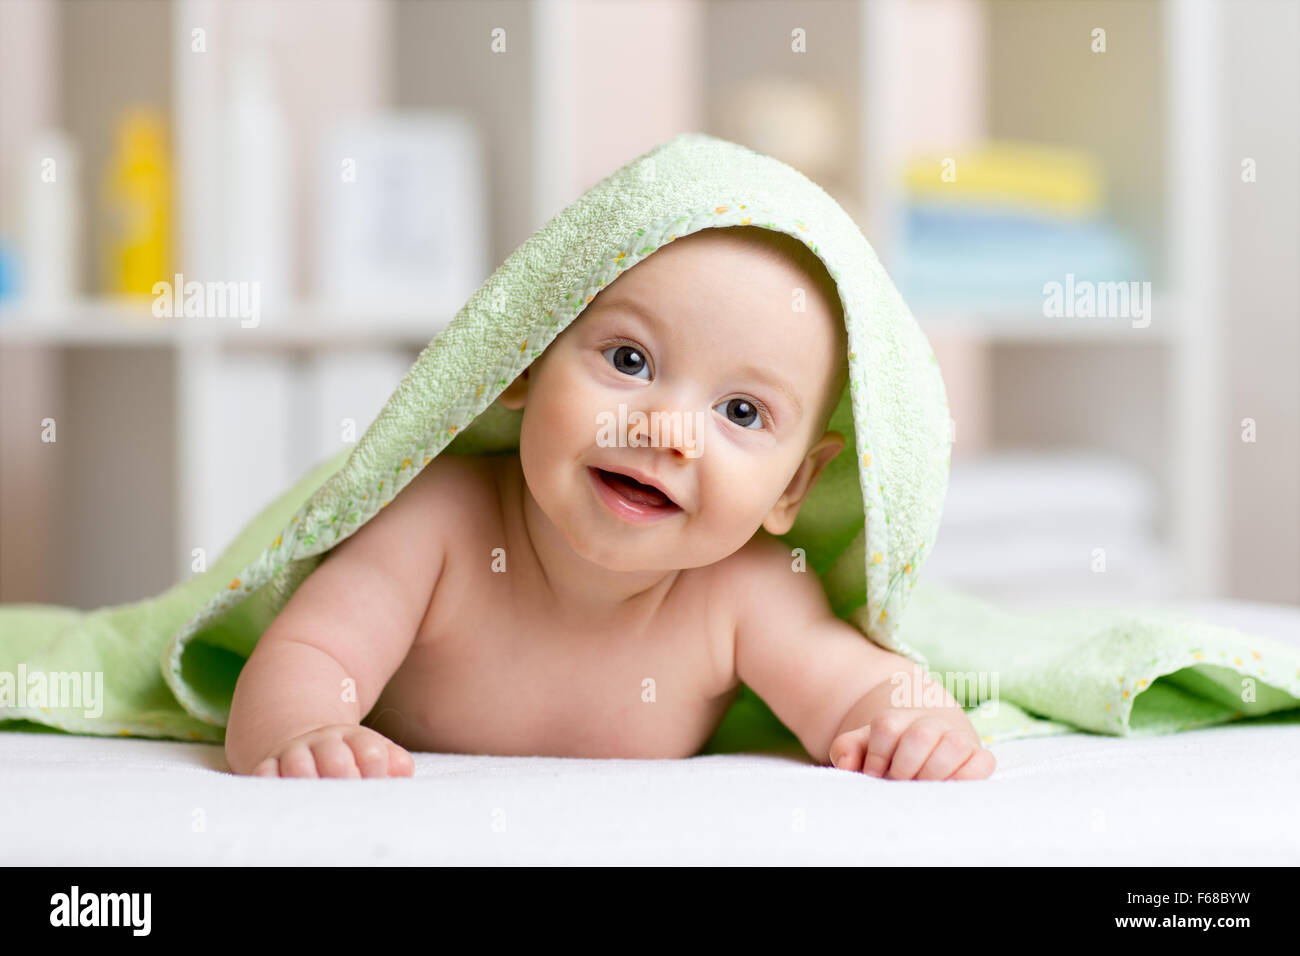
left=2, top=133, right=1297, bottom=751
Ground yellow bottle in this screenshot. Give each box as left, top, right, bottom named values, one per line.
left=103, top=109, right=170, bottom=296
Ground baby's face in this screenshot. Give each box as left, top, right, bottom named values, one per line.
left=500, top=228, right=845, bottom=572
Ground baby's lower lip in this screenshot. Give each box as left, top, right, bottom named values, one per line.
left=587, top=467, right=682, bottom=524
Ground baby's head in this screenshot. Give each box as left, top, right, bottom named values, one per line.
left=499, top=225, right=848, bottom=571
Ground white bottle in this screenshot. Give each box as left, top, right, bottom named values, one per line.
left=224, top=7, right=292, bottom=313
left=22, top=129, right=80, bottom=306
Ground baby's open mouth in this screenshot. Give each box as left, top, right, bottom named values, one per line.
left=590, top=467, right=681, bottom=511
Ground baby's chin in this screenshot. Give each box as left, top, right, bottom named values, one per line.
left=558, top=512, right=756, bottom=575
left=561, top=525, right=690, bottom=573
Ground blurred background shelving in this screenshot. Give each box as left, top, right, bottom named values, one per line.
left=1, top=0, right=1296, bottom=612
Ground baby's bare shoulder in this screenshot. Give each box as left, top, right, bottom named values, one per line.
left=717, top=528, right=802, bottom=583
left=713, top=530, right=831, bottom=626
left=332, top=452, right=499, bottom=560
left=410, top=450, right=499, bottom=498
left=404, top=452, right=504, bottom=531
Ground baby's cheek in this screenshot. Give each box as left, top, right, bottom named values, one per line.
left=692, top=492, right=763, bottom=558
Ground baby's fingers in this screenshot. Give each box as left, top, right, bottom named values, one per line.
left=829, top=726, right=871, bottom=772
left=344, top=730, right=397, bottom=778
left=885, top=717, right=947, bottom=780
left=385, top=741, right=415, bottom=777
left=251, top=756, right=280, bottom=777
left=949, top=746, right=997, bottom=781
left=916, top=732, right=979, bottom=781
left=862, top=713, right=910, bottom=777
left=310, top=737, right=362, bottom=778
left=278, top=742, right=319, bottom=778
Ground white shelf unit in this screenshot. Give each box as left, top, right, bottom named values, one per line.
left=0, top=301, right=446, bottom=348
left=0, top=0, right=449, bottom=605
left=1164, top=0, right=1226, bottom=598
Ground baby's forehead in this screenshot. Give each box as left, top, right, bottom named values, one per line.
left=589, top=228, right=843, bottom=338
left=682, top=227, right=842, bottom=304
left=668, top=225, right=800, bottom=265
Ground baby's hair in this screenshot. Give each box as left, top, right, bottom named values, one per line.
left=710, top=225, right=849, bottom=434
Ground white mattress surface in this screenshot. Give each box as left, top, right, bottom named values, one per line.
left=3, top=600, right=1297, bottom=865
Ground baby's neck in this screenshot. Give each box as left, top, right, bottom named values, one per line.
left=497, top=453, right=682, bottom=628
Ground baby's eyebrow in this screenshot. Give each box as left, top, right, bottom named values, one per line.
left=600, top=296, right=671, bottom=336
left=599, top=295, right=804, bottom=418
left=732, top=363, right=803, bottom=418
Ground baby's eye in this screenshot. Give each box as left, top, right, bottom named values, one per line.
left=602, top=344, right=650, bottom=380
left=714, top=397, right=765, bottom=430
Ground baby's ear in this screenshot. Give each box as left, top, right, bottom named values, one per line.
left=496, top=367, right=530, bottom=410
left=762, top=431, right=846, bottom=535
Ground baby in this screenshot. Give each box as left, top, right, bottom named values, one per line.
left=224, top=225, right=995, bottom=782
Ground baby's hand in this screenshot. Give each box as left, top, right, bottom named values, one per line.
left=829, top=709, right=994, bottom=781
left=247, top=724, right=415, bottom=779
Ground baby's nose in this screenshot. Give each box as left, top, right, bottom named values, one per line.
left=626, top=403, right=706, bottom=457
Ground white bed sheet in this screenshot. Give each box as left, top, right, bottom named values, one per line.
left=3, top=600, right=1297, bottom=866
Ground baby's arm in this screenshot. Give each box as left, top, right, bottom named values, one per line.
left=224, top=466, right=446, bottom=778
left=731, top=534, right=995, bottom=781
